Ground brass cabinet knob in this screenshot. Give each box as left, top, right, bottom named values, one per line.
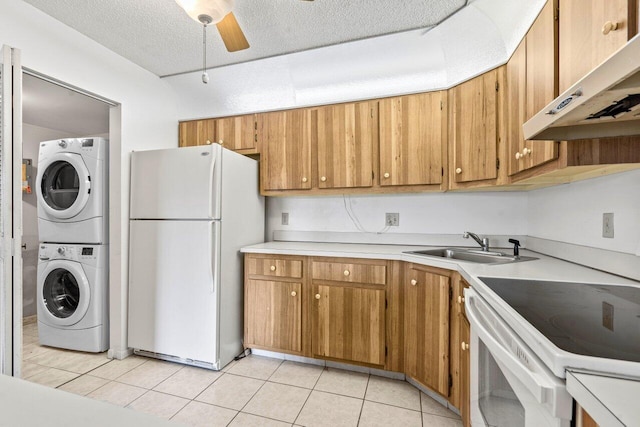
left=219, top=139, right=224, bottom=145
left=458, top=296, right=465, bottom=304
left=410, top=279, right=418, bottom=286
left=302, top=177, right=308, bottom=183
left=522, top=147, right=532, bottom=156
left=315, top=294, right=321, bottom=300
left=383, top=172, right=390, bottom=179
left=455, top=167, right=462, bottom=174
left=291, top=291, right=297, bottom=297
left=602, top=21, right=619, bottom=35
left=320, top=176, right=327, bottom=182
left=206, top=140, right=212, bottom=145
left=343, top=270, right=350, bottom=277
left=461, top=342, right=469, bottom=351
left=515, top=152, right=522, bottom=160
left=270, top=265, right=276, bottom=271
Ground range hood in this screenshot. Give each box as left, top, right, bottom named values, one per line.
left=524, top=34, right=640, bottom=141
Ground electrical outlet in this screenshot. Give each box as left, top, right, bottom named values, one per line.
left=385, top=213, right=399, bottom=227
left=603, top=213, right=614, bottom=238
left=282, top=212, right=289, bottom=226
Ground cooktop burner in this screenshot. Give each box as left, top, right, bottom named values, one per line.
left=479, top=277, right=640, bottom=362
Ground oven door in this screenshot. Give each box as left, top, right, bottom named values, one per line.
left=465, top=288, right=572, bottom=427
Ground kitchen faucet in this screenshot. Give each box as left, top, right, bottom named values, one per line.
left=463, top=231, right=489, bottom=252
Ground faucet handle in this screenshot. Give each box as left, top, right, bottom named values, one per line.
left=508, top=238, right=520, bottom=257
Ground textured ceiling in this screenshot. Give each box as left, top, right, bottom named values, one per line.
left=21, top=0, right=467, bottom=77
left=23, top=74, right=110, bottom=135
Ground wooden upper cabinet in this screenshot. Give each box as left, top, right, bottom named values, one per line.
left=449, top=69, right=500, bottom=185
left=313, top=101, right=377, bottom=189
left=178, top=115, right=256, bottom=152
left=213, top=115, right=256, bottom=151
left=508, top=0, right=559, bottom=177
left=379, top=92, right=446, bottom=187
left=559, top=0, right=638, bottom=92
left=404, top=265, right=450, bottom=396
left=179, top=120, right=215, bottom=147
left=258, top=109, right=312, bottom=191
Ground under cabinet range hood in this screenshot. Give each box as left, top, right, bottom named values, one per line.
left=524, top=34, right=640, bottom=141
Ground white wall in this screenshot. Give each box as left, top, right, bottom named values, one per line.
left=527, top=169, right=640, bottom=255
left=267, top=192, right=528, bottom=239
left=1, top=0, right=180, bottom=357
left=22, top=124, right=81, bottom=317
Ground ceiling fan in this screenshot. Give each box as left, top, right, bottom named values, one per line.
left=175, top=0, right=313, bottom=83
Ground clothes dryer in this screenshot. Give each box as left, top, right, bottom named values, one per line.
left=36, top=137, right=108, bottom=244
left=37, top=243, right=108, bottom=352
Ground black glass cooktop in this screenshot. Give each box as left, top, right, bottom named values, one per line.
left=479, top=277, right=640, bottom=362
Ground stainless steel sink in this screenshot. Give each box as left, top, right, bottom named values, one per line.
left=404, top=248, right=537, bottom=264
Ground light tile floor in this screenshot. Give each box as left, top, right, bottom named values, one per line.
left=22, top=320, right=462, bottom=426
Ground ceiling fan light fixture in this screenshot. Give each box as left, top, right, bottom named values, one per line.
left=175, top=0, right=234, bottom=24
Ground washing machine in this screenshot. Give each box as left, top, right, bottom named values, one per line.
left=36, top=137, right=108, bottom=244
left=37, top=243, right=108, bottom=352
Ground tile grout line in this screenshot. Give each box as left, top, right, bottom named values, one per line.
left=356, top=373, right=371, bottom=426
left=290, top=363, right=327, bottom=426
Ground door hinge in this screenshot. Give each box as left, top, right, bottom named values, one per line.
left=554, top=7, right=559, bottom=21
left=254, top=121, right=257, bottom=130
left=496, top=158, right=500, bottom=170
left=371, top=108, right=374, bottom=118
left=441, top=167, right=444, bottom=177
left=385, top=346, right=388, bottom=356
left=449, top=374, right=453, bottom=392
left=495, top=81, right=500, bottom=92
left=385, top=299, right=388, bottom=309
left=254, top=134, right=258, bottom=142
left=440, top=100, right=444, bottom=110
left=449, top=286, right=453, bottom=300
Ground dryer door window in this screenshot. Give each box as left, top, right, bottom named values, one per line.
left=41, top=161, right=80, bottom=211
left=36, top=152, right=91, bottom=220
left=43, top=268, right=80, bottom=319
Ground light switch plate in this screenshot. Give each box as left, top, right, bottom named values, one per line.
left=602, top=213, right=614, bottom=238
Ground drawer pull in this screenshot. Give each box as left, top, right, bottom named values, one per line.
left=383, top=172, right=390, bottom=179
left=291, top=291, right=297, bottom=297
left=343, top=270, right=350, bottom=277
left=270, top=265, right=276, bottom=272
left=302, top=177, right=308, bottom=183
left=515, top=152, right=521, bottom=160
left=410, top=279, right=417, bottom=286
left=461, top=342, right=469, bottom=351
left=320, top=176, right=327, bottom=182
left=315, top=294, right=321, bottom=300
left=455, top=167, right=462, bottom=174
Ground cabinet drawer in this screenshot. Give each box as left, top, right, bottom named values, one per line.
left=246, top=257, right=303, bottom=278
left=311, top=260, right=386, bottom=285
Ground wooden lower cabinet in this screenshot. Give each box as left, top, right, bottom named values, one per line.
left=312, top=284, right=386, bottom=366
left=404, top=264, right=451, bottom=396
left=244, top=279, right=303, bottom=354
left=450, top=274, right=471, bottom=427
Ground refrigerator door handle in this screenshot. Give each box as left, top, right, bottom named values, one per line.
left=210, top=221, right=221, bottom=294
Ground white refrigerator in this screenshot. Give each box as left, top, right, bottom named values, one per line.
left=127, top=144, right=264, bottom=370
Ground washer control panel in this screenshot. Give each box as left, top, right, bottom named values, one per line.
left=38, top=243, right=102, bottom=265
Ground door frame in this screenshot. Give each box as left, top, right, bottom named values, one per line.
left=1, top=45, right=23, bottom=377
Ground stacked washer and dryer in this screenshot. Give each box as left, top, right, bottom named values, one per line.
left=35, top=138, right=109, bottom=352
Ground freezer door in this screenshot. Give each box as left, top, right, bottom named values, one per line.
left=128, top=220, right=221, bottom=364
left=129, top=145, right=221, bottom=219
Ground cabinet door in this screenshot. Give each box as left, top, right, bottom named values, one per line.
left=213, top=114, right=256, bottom=151
left=245, top=279, right=302, bottom=353
left=559, top=0, right=637, bottom=92
left=259, top=109, right=312, bottom=191
left=404, top=268, right=450, bottom=396
left=508, top=0, right=559, bottom=176
left=178, top=119, right=215, bottom=147
left=312, top=284, right=385, bottom=366
left=450, top=69, right=499, bottom=184
left=460, top=315, right=471, bottom=427
left=379, top=92, right=445, bottom=186
left=314, top=101, right=377, bottom=189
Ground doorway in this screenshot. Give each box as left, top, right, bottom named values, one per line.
left=21, top=73, right=110, bottom=380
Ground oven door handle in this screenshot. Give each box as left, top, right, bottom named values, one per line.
left=465, top=290, right=559, bottom=404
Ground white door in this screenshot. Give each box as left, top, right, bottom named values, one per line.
left=0, top=45, right=23, bottom=376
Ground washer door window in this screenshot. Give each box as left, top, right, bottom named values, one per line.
left=37, top=152, right=91, bottom=219
left=39, top=261, right=90, bottom=327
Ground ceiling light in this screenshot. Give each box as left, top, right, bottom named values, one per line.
left=175, top=0, right=234, bottom=24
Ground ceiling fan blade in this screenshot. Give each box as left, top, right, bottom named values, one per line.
left=216, top=12, right=250, bottom=52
